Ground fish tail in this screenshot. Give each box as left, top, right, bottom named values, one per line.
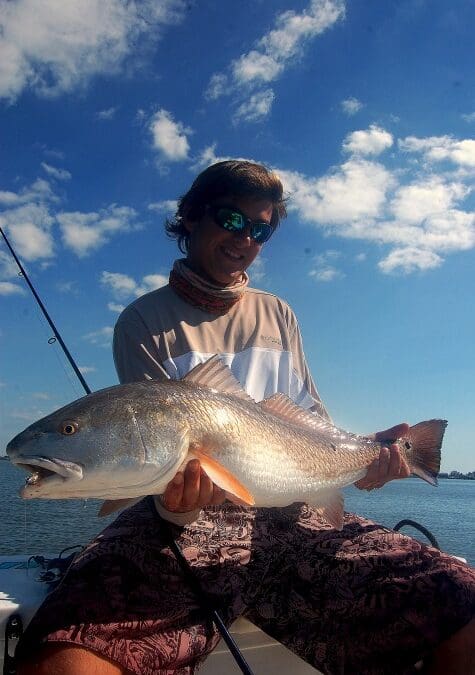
left=405, top=419, right=447, bottom=486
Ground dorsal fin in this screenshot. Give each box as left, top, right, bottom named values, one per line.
left=183, top=355, right=254, bottom=401
left=259, top=393, right=339, bottom=435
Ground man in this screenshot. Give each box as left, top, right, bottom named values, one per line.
left=18, top=160, right=475, bottom=674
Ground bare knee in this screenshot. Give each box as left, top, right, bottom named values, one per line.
left=16, top=643, right=127, bottom=675
left=425, top=618, right=475, bottom=675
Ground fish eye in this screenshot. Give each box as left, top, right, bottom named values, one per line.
left=60, top=420, right=79, bottom=436
left=404, top=441, right=411, bottom=450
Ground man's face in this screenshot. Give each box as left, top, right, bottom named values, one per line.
left=184, top=195, right=274, bottom=287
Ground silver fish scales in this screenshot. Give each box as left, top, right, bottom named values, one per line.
left=6, top=356, right=446, bottom=529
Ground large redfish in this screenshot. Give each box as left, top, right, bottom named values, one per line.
left=6, top=356, right=446, bottom=529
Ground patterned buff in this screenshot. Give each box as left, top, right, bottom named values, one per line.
left=169, top=259, right=249, bottom=314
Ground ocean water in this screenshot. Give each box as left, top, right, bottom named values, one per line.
left=0, top=460, right=474, bottom=566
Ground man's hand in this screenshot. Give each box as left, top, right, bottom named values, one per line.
left=355, top=423, right=411, bottom=491
left=161, top=459, right=226, bottom=512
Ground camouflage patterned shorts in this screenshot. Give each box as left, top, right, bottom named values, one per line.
left=17, top=498, right=475, bottom=674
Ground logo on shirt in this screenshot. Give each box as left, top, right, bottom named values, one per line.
left=260, top=335, right=283, bottom=347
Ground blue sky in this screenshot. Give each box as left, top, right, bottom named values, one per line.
left=0, top=0, right=474, bottom=472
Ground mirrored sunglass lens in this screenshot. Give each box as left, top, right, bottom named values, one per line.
left=217, top=209, right=244, bottom=231
left=251, top=223, right=272, bottom=243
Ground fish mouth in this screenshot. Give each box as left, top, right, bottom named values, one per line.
left=12, top=457, right=83, bottom=496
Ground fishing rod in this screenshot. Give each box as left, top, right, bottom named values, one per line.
left=0, top=226, right=91, bottom=396
left=0, top=226, right=255, bottom=675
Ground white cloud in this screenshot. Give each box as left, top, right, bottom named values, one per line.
left=56, top=280, right=77, bottom=293
left=0, top=281, right=26, bottom=296
left=57, top=205, right=138, bottom=257
left=399, top=135, right=475, bottom=168
left=341, top=97, right=363, bottom=115
left=390, top=177, right=469, bottom=224
left=190, top=143, right=221, bottom=172
left=189, top=145, right=252, bottom=173
left=0, top=190, right=22, bottom=206
left=32, top=392, right=51, bottom=400
left=0, top=250, right=20, bottom=279
left=100, top=271, right=137, bottom=298
left=149, top=109, right=191, bottom=161
left=355, top=208, right=475, bottom=256
left=0, top=180, right=57, bottom=262
left=83, top=326, right=114, bottom=347
left=5, top=220, right=55, bottom=261
left=315, top=250, right=340, bottom=262
left=343, top=125, right=393, bottom=156
left=308, top=250, right=343, bottom=281
left=101, top=270, right=168, bottom=299
left=1, top=176, right=140, bottom=264
left=0, top=179, right=57, bottom=207
left=233, top=89, right=275, bottom=124
left=59, top=217, right=103, bottom=255
left=148, top=200, right=177, bottom=213
left=233, top=52, right=282, bottom=85
left=96, top=107, right=118, bottom=120
left=41, top=162, right=71, bottom=181
left=276, top=126, right=475, bottom=276
left=1, top=206, right=55, bottom=262
left=421, top=210, right=475, bottom=253
left=0, top=0, right=186, bottom=101
left=280, top=158, right=395, bottom=225
left=309, top=266, right=342, bottom=282
left=140, top=274, right=168, bottom=294
left=249, top=257, right=266, bottom=282
left=205, top=73, right=229, bottom=101
left=461, top=112, right=475, bottom=123
left=107, top=302, right=125, bottom=313
left=378, top=248, right=443, bottom=274
left=233, top=0, right=345, bottom=86
left=43, top=147, right=65, bottom=160
left=206, top=0, right=344, bottom=122
left=78, top=366, right=96, bottom=374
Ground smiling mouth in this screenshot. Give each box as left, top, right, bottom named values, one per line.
left=222, top=246, right=243, bottom=261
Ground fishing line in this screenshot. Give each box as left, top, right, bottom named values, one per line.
left=29, top=299, right=84, bottom=400
left=1, top=225, right=255, bottom=675
left=23, top=503, right=27, bottom=554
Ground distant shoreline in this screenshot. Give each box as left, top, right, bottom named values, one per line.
left=438, top=472, right=475, bottom=480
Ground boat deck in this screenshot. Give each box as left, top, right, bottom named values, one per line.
left=1, top=555, right=321, bottom=674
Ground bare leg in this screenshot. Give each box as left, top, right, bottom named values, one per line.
left=425, top=618, right=475, bottom=675
left=17, top=644, right=127, bottom=675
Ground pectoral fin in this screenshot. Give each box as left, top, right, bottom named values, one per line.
left=190, top=448, right=255, bottom=506
left=308, top=490, right=344, bottom=530
left=223, top=491, right=252, bottom=506
left=98, top=497, right=143, bottom=517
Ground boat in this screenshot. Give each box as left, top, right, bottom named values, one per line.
left=0, top=553, right=320, bottom=674
left=2, top=518, right=466, bottom=675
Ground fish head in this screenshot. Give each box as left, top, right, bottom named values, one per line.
left=6, top=383, right=190, bottom=500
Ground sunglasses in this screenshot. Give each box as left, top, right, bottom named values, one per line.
left=207, top=205, right=274, bottom=244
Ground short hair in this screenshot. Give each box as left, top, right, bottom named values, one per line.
left=165, top=160, right=287, bottom=253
